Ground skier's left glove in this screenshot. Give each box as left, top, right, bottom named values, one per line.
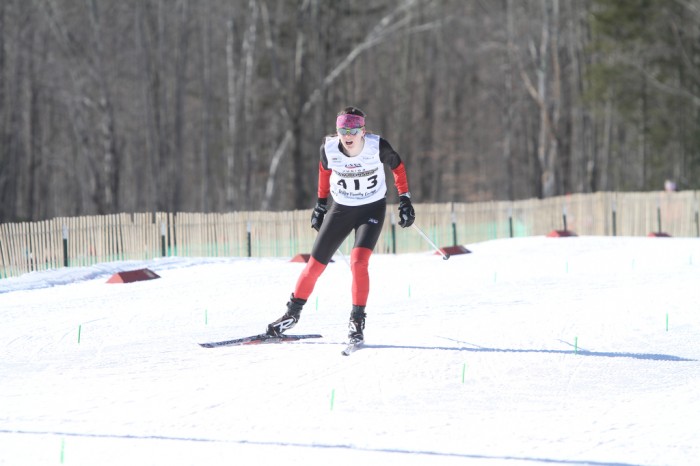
left=311, top=198, right=328, bottom=231
left=398, top=194, right=415, bottom=228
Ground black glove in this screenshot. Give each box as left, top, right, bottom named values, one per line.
left=311, top=199, right=328, bottom=231
left=398, top=195, right=415, bottom=228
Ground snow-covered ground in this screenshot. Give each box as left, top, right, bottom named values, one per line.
left=1, top=236, right=699, bottom=466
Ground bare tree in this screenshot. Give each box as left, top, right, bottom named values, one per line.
left=516, top=0, right=562, bottom=198
left=87, top=0, right=120, bottom=213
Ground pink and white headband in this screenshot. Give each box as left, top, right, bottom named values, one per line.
left=336, top=114, right=365, bottom=129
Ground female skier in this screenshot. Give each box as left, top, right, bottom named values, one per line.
left=266, top=106, right=415, bottom=344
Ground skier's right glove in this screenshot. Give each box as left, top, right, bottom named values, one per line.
left=311, top=198, right=328, bottom=231
left=398, top=194, right=415, bottom=228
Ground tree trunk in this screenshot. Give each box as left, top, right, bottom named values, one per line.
left=172, top=0, right=190, bottom=211
left=225, top=16, right=238, bottom=211
left=503, top=0, right=516, bottom=201
left=198, top=1, right=212, bottom=212
left=241, top=0, right=258, bottom=210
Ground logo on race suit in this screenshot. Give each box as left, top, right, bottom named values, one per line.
left=368, top=218, right=379, bottom=224
left=345, top=163, right=362, bottom=169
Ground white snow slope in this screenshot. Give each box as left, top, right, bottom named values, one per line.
left=1, top=236, right=699, bottom=466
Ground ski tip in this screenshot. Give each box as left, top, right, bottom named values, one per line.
left=198, top=333, right=323, bottom=348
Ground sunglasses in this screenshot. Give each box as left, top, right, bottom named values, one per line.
left=337, top=127, right=363, bottom=136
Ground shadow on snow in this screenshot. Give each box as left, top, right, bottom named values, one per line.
left=3, top=429, right=645, bottom=466
left=358, top=338, right=695, bottom=362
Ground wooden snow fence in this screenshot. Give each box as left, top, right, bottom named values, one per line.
left=1, top=191, right=698, bottom=279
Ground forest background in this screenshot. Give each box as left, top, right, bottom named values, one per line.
left=1, top=0, right=699, bottom=223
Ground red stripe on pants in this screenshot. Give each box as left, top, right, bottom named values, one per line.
left=351, top=247, right=372, bottom=306
left=293, top=256, right=327, bottom=301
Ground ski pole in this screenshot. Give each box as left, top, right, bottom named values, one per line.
left=411, top=224, right=450, bottom=260
left=335, top=248, right=351, bottom=269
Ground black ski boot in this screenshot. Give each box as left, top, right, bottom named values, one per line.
left=348, top=305, right=366, bottom=343
left=267, top=294, right=306, bottom=336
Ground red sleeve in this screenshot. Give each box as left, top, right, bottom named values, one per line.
left=317, top=161, right=332, bottom=199
left=392, top=162, right=410, bottom=195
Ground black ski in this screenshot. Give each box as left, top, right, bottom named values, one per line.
left=199, top=333, right=322, bottom=348
left=341, top=339, right=364, bottom=356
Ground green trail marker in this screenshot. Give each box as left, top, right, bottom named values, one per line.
left=78, top=325, right=82, bottom=344
left=666, top=313, right=669, bottom=332
left=462, top=363, right=467, bottom=383
left=60, top=438, right=65, bottom=463
left=205, top=309, right=208, bottom=325
left=574, top=336, right=578, bottom=354
left=330, top=388, right=336, bottom=411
